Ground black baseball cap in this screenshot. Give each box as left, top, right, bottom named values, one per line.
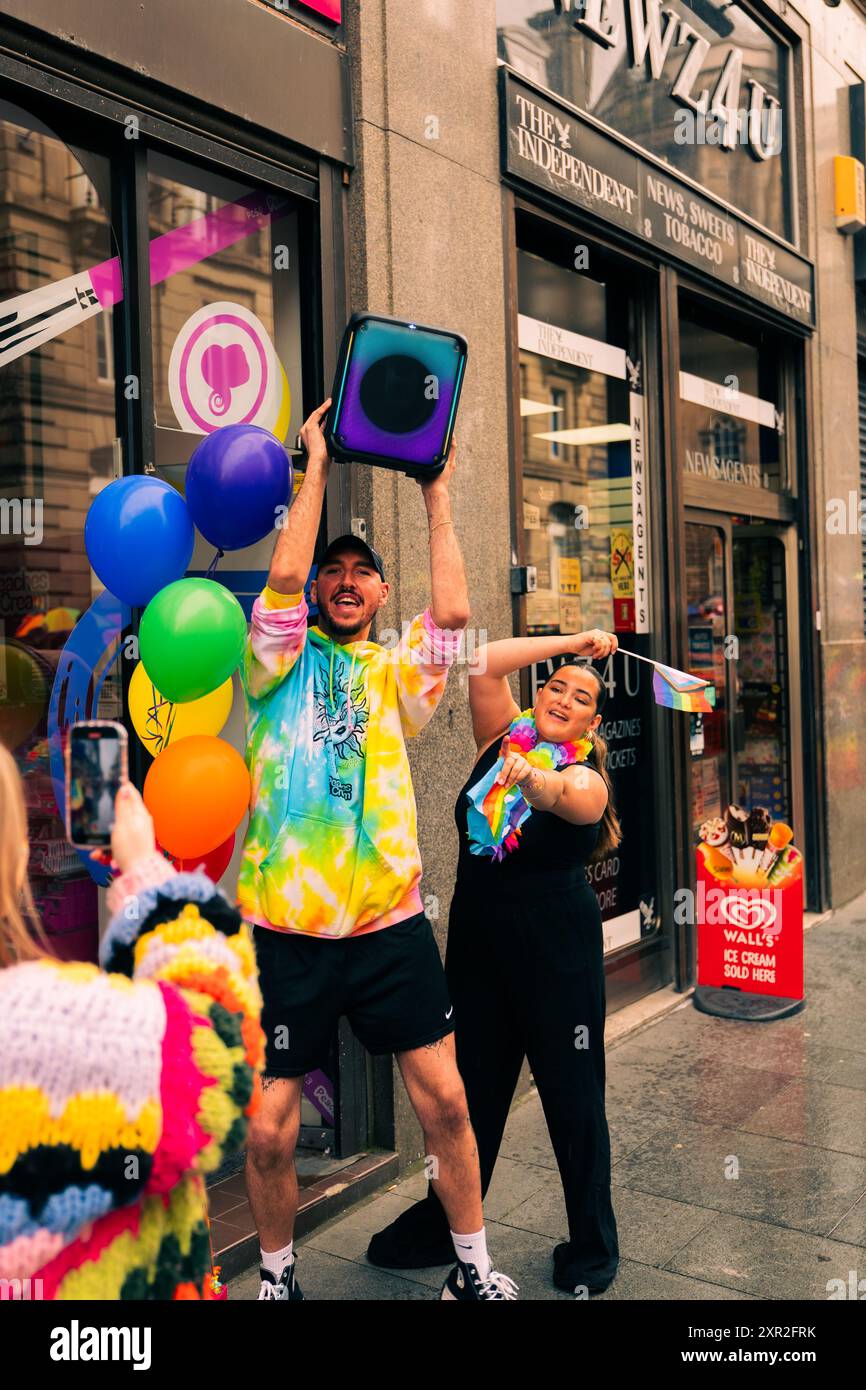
left=319, top=533, right=386, bottom=581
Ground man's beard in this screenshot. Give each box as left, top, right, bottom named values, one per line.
left=320, top=601, right=369, bottom=639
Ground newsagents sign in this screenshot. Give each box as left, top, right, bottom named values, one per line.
left=497, top=0, right=792, bottom=243
left=501, top=69, right=813, bottom=327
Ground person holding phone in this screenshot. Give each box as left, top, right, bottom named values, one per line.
left=238, top=399, right=517, bottom=1302
left=0, top=742, right=264, bottom=1300
left=368, top=632, right=622, bottom=1295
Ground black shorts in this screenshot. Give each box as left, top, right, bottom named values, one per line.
left=251, top=911, right=455, bottom=1077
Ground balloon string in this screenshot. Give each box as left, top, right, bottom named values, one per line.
left=163, top=701, right=178, bottom=748
left=205, top=547, right=225, bottom=578
left=146, top=683, right=167, bottom=754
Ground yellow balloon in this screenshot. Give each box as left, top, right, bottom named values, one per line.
left=273, top=361, right=292, bottom=443
left=129, top=660, right=233, bottom=756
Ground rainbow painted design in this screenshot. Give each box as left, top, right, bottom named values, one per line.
left=0, top=873, right=264, bottom=1299
left=652, top=662, right=716, bottom=714
left=237, top=591, right=463, bottom=937
left=466, top=710, right=593, bottom=861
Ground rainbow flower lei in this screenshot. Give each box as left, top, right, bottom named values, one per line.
left=466, top=709, right=594, bottom=861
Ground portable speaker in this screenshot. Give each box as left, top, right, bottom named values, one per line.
left=325, top=312, right=468, bottom=477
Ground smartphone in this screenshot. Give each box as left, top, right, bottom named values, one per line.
left=65, top=720, right=128, bottom=850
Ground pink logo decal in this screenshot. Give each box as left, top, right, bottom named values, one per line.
left=201, top=342, right=251, bottom=416
left=168, top=301, right=291, bottom=440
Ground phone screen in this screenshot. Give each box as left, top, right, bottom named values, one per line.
left=68, top=724, right=125, bottom=848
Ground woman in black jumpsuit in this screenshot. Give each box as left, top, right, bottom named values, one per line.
left=369, top=629, right=621, bottom=1294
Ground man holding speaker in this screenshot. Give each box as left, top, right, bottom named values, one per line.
left=238, top=398, right=517, bottom=1302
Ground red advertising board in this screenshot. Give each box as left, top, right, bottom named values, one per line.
left=297, top=0, right=341, bottom=20
left=695, top=807, right=804, bottom=1001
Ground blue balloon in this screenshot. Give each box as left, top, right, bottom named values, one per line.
left=185, top=425, right=292, bottom=552
left=84, top=476, right=195, bottom=607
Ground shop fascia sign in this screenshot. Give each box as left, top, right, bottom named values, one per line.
left=559, top=0, right=781, bottom=161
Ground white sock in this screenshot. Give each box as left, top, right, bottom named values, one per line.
left=451, top=1227, right=491, bottom=1280
left=260, top=1240, right=294, bottom=1277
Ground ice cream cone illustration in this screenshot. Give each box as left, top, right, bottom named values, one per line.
left=759, top=822, right=793, bottom=874
left=699, top=842, right=736, bottom=878
left=767, top=844, right=802, bottom=886
left=700, top=817, right=733, bottom=858
left=747, top=806, right=772, bottom=852
left=725, top=805, right=750, bottom=864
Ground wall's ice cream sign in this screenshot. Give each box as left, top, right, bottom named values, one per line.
left=694, top=805, right=804, bottom=1001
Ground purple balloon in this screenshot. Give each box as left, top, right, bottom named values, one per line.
left=185, top=425, right=292, bottom=551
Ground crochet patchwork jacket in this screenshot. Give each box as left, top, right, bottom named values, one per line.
left=0, top=867, right=264, bottom=1299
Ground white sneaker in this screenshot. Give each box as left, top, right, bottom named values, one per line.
left=257, top=1260, right=304, bottom=1300
left=440, top=1261, right=519, bottom=1300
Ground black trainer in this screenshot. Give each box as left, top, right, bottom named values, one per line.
left=257, top=1261, right=304, bottom=1300
left=440, top=1260, right=518, bottom=1300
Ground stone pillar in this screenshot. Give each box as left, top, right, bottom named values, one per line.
left=805, top=0, right=866, bottom=905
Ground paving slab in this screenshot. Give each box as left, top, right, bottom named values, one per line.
left=611, top=1116, right=866, bottom=1237
left=738, top=1077, right=866, bottom=1156
left=665, top=1212, right=866, bottom=1301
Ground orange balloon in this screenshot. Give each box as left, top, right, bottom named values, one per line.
left=143, top=734, right=250, bottom=858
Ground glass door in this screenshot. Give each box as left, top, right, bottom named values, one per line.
left=731, top=524, right=798, bottom=835
left=686, top=512, right=800, bottom=872
left=685, top=518, right=733, bottom=842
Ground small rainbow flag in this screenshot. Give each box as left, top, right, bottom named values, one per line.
left=652, top=661, right=716, bottom=714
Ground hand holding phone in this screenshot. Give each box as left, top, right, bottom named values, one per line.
left=65, top=720, right=128, bottom=850
left=89, top=782, right=156, bottom=872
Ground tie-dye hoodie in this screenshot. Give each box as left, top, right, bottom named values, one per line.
left=237, top=587, right=462, bottom=939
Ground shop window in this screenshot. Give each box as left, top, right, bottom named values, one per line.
left=148, top=152, right=305, bottom=598
left=686, top=519, right=792, bottom=837
left=496, top=0, right=793, bottom=243
left=678, top=299, right=786, bottom=493
left=0, top=98, right=120, bottom=955
left=733, top=532, right=791, bottom=823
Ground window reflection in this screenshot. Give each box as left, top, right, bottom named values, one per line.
left=679, top=304, right=783, bottom=492
left=518, top=248, right=630, bottom=637
left=686, top=524, right=729, bottom=840
left=0, top=100, right=120, bottom=953
left=496, top=0, right=791, bottom=240
left=147, top=154, right=305, bottom=609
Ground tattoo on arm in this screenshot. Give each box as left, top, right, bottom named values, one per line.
left=521, top=769, right=546, bottom=798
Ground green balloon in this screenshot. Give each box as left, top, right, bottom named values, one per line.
left=139, top=578, right=247, bottom=703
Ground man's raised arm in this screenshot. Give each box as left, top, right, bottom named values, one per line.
left=267, top=397, right=332, bottom=595
left=243, top=399, right=331, bottom=701
left=392, top=441, right=470, bottom=737
left=421, top=440, right=470, bottom=633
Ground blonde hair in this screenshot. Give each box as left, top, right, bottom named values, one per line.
left=0, top=743, right=46, bottom=965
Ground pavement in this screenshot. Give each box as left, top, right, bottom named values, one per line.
left=230, top=890, right=866, bottom=1301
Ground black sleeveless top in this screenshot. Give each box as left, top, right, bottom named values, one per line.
left=454, top=733, right=602, bottom=887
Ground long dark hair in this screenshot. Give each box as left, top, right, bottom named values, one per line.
left=546, top=662, right=622, bottom=862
